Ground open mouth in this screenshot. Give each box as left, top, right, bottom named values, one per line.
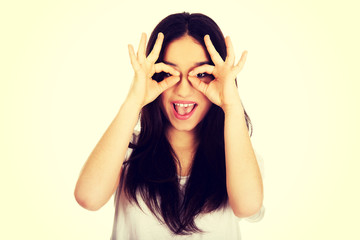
left=172, top=102, right=197, bottom=119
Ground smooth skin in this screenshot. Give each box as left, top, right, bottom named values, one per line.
left=74, top=33, right=180, bottom=210
left=160, top=35, right=213, bottom=177
left=74, top=32, right=263, bottom=218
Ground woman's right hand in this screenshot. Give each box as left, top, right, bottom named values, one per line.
left=75, top=33, right=179, bottom=211
left=127, top=32, right=180, bottom=108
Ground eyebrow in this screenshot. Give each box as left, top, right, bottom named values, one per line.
left=163, top=61, right=212, bottom=67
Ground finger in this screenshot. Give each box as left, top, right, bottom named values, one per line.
left=188, top=64, right=215, bottom=77
left=188, top=76, right=209, bottom=95
left=225, top=36, right=235, bottom=66
left=154, top=62, right=180, bottom=76
left=147, top=32, right=164, bottom=63
left=157, top=76, right=180, bottom=93
left=235, top=50, right=248, bottom=73
left=204, top=35, right=224, bottom=65
left=137, top=32, right=147, bottom=63
left=128, top=44, right=141, bottom=71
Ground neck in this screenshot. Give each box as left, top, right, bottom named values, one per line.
left=166, top=126, right=198, bottom=176
left=166, top=127, right=197, bottom=150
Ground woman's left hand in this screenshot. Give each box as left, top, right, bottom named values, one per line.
left=188, top=35, right=247, bottom=111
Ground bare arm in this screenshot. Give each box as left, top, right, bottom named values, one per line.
left=223, top=104, right=263, bottom=218
left=74, top=32, right=180, bottom=211
left=188, top=35, right=263, bottom=218
left=74, top=100, right=141, bottom=211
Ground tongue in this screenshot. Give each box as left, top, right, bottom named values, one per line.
left=175, top=105, right=195, bottom=115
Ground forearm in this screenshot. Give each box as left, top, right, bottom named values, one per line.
left=223, top=104, right=263, bottom=218
left=74, top=99, right=141, bottom=210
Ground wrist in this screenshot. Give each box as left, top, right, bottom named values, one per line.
left=221, top=98, right=244, bottom=115
left=124, top=92, right=145, bottom=111
left=222, top=102, right=248, bottom=129
left=122, top=96, right=143, bottom=113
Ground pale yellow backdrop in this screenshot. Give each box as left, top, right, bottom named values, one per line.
left=1, top=0, right=359, bottom=239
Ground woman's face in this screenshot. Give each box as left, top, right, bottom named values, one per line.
left=160, top=35, right=213, bottom=133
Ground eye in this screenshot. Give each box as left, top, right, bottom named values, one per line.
left=195, top=73, right=214, bottom=83
left=160, top=72, right=172, bottom=80
left=196, top=73, right=207, bottom=78
left=153, top=72, right=172, bottom=82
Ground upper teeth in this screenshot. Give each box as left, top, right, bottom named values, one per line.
left=174, top=103, right=195, bottom=107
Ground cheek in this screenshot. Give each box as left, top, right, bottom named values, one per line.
left=202, top=75, right=215, bottom=84
left=159, top=91, right=171, bottom=114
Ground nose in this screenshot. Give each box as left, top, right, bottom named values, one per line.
left=174, top=74, right=194, bottom=98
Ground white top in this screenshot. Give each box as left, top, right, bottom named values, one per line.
left=111, top=135, right=265, bottom=240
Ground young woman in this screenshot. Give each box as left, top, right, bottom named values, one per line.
left=75, top=12, right=264, bottom=239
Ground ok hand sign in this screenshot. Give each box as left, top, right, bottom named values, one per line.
left=127, top=32, right=180, bottom=108
left=188, top=35, right=247, bottom=111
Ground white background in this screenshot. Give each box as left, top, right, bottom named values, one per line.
left=1, top=0, right=359, bottom=239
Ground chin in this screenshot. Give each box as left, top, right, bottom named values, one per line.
left=173, top=124, right=196, bottom=132
left=169, top=120, right=199, bottom=133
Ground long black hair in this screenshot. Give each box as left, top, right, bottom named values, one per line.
left=121, top=12, right=252, bottom=235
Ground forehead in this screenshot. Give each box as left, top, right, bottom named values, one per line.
left=163, top=35, right=209, bottom=64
